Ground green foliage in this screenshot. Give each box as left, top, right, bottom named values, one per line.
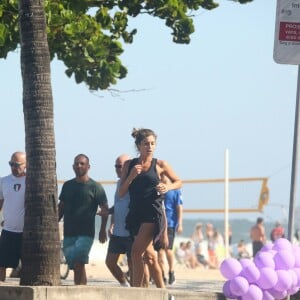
left=46, top=0, right=128, bottom=90
left=0, top=0, right=19, bottom=58
left=0, top=0, right=253, bottom=90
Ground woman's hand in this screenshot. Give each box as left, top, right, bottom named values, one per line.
left=129, top=164, right=142, bottom=181
left=156, top=182, right=168, bottom=195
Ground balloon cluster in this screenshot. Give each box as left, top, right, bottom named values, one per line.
left=220, top=238, right=300, bottom=300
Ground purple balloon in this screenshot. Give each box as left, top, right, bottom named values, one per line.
left=274, top=250, right=295, bottom=270
left=240, top=258, right=253, bottom=268
left=240, top=261, right=260, bottom=283
left=223, top=280, right=236, bottom=299
left=256, top=267, right=278, bottom=290
left=241, top=284, right=263, bottom=300
left=293, top=267, right=300, bottom=286
left=273, top=238, right=292, bottom=252
left=261, top=290, right=274, bottom=300
left=268, top=249, right=277, bottom=257
left=292, top=245, right=300, bottom=268
left=230, top=276, right=249, bottom=296
left=254, top=251, right=275, bottom=269
left=288, top=269, right=298, bottom=288
left=287, top=286, right=299, bottom=296
left=261, top=242, right=274, bottom=252
left=268, top=287, right=287, bottom=299
left=274, top=269, right=292, bottom=292
left=220, top=258, right=242, bottom=279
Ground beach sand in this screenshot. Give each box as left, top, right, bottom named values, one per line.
left=81, top=242, right=225, bottom=283
left=84, top=260, right=224, bottom=282
left=4, top=241, right=225, bottom=285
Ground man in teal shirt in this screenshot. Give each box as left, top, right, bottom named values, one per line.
left=58, top=154, right=108, bottom=285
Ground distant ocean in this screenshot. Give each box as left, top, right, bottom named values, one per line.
left=95, top=217, right=289, bottom=245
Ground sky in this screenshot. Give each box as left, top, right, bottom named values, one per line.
left=0, top=0, right=299, bottom=223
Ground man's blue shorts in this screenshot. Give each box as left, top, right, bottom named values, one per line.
left=63, top=236, right=93, bottom=269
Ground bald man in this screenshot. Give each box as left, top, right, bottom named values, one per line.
left=0, top=151, right=26, bottom=281
left=105, top=154, right=132, bottom=286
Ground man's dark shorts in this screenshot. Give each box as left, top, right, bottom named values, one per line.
left=0, top=230, right=22, bottom=268
left=107, top=235, right=133, bottom=257
left=252, top=240, right=264, bottom=257
left=154, top=227, right=175, bottom=251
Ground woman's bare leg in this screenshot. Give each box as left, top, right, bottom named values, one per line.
left=142, top=262, right=150, bottom=287
left=131, top=223, right=157, bottom=287
left=145, top=246, right=165, bottom=288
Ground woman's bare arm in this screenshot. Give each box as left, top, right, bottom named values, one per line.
left=156, top=160, right=182, bottom=194
left=119, top=160, right=143, bottom=198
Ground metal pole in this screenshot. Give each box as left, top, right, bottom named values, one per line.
left=224, top=149, right=229, bottom=258
left=288, top=65, right=300, bottom=242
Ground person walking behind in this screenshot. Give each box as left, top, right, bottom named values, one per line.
left=105, top=154, right=133, bottom=287
left=250, top=217, right=266, bottom=257
left=0, top=151, right=26, bottom=282
left=270, top=221, right=285, bottom=242
left=58, top=154, right=109, bottom=285
left=157, top=175, right=183, bottom=285
left=119, top=128, right=182, bottom=288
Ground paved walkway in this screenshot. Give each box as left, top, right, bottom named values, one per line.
left=2, top=276, right=226, bottom=300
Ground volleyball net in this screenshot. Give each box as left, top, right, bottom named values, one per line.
left=180, top=177, right=269, bottom=214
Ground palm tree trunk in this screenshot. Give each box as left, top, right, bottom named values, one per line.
left=19, top=0, right=60, bottom=285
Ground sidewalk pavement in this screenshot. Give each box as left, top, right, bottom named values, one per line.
left=0, top=276, right=226, bottom=300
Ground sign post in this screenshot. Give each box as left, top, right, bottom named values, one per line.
left=224, top=149, right=229, bottom=258
left=274, top=0, right=300, bottom=241
left=274, top=0, right=300, bottom=64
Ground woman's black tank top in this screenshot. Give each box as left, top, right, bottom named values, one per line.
left=128, top=158, right=160, bottom=209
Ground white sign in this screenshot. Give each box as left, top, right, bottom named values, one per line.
left=274, top=0, right=300, bottom=64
